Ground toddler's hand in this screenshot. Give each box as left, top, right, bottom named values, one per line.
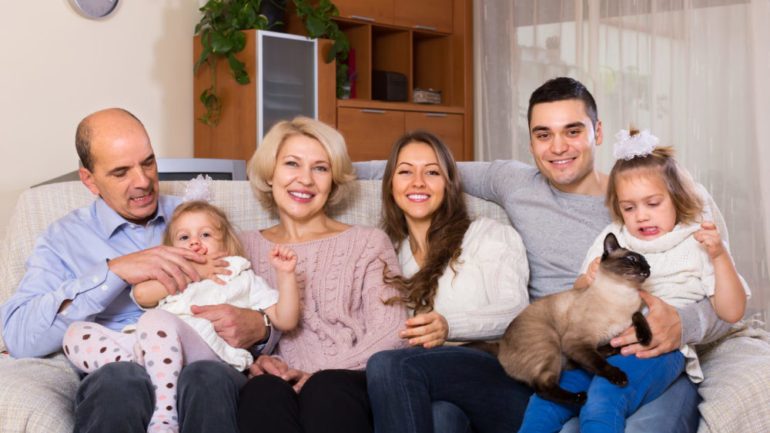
left=694, top=222, right=726, bottom=260
left=586, top=257, right=601, bottom=285
left=270, top=245, right=297, bottom=274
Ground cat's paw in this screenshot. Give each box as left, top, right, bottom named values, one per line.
left=603, top=366, right=628, bottom=387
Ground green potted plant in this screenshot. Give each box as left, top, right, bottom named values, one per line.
left=194, top=0, right=350, bottom=126
left=292, top=0, right=350, bottom=98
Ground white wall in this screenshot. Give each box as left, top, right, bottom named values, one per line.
left=0, top=0, right=201, bottom=233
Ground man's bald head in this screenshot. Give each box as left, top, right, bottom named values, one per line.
left=75, top=108, right=146, bottom=171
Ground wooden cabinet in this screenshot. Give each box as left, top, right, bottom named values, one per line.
left=405, top=111, right=463, bottom=159
left=193, top=31, right=335, bottom=162
left=337, top=104, right=464, bottom=162
left=394, top=0, right=453, bottom=33
left=337, top=107, right=404, bottom=161
left=333, top=0, right=394, bottom=25
left=208, top=0, right=473, bottom=162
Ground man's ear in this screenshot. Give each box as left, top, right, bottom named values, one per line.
left=594, top=120, right=604, bottom=146
left=79, top=167, right=100, bottom=196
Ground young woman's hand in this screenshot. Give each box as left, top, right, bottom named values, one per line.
left=694, top=221, right=727, bottom=260
left=400, top=312, right=449, bottom=348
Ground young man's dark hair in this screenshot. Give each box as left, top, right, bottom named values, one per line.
left=527, top=77, right=599, bottom=128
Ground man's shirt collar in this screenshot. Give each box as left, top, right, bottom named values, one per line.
left=94, top=195, right=179, bottom=238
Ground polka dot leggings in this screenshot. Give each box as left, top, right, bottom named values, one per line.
left=64, top=309, right=222, bottom=433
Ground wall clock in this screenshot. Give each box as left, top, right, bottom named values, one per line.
left=69, top=0, right=120, bottom=20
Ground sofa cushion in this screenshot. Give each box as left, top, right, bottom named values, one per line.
left=0, top=353, right=80, bottom=433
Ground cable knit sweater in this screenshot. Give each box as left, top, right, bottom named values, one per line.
left=242, top=225, right=407, bottom=373
left=398, top=217, right=530, bottom=340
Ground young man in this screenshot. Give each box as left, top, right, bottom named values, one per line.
left=361, top=77, right=728, bottom=432
left=1, top=108, right=276, bottom=433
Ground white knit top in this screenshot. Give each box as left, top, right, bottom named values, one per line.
left=398, top=217, right=530, bottom=341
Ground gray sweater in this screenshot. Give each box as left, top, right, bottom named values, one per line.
left=354, top=160, right=731, bottom=346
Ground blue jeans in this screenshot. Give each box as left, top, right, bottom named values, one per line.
left=520, top=352, right=687, bottom=433
left=368, top=347, right=701, bottom=433
left=367, top=346, right=533, bottom=433
left=74, top=360, right=246, bottom=433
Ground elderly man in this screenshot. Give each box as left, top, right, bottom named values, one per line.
left=1, top=108, right=275, bottom=433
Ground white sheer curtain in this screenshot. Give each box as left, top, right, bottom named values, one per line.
left=474, top=0, right=770, bottom=326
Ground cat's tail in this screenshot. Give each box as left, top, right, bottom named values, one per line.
left=461, top=341, right=499, bottom=356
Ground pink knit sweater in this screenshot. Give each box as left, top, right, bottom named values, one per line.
left=242, top=225, right=407, bottom=373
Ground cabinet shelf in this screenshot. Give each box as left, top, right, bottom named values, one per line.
left=286, top=0, right=473, bottom=161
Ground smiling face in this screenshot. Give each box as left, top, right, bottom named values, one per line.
left=391, top=141, right=447, bottom=226
left=78, top=109, right=159, bottom=225
left=616, top=170, right=677, bottom=240
left=529, top=99, right=603, bottom=194
left=169, top=210, right=226, bottom=256
left=270, top=134, right=333, bottom=223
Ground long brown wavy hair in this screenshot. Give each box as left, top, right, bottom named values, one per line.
left=381, top=131, right=471, bottom=313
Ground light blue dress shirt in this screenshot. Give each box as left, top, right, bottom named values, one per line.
left=1, top=195, right=181, bottom=358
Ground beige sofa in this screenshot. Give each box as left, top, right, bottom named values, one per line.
left=1, top=180, right=769, bottom=433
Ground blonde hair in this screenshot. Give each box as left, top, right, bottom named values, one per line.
left=248, top=116, right=355, bottom=211
left=164, top=201, right=245, bottom=257
left=607, top=144, right=703, bottom=225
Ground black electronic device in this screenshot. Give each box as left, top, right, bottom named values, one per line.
left=372, top=70, right=408, bottom=102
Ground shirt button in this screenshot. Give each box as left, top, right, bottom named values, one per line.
left=101, top=285, right=109, bottom=291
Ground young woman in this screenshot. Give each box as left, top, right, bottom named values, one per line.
left=367, top=131, right=531, bottom=433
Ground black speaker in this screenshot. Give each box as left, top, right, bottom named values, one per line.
left=372, top=70, right=408, bottom=102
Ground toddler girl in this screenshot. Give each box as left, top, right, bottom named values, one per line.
left=518, top=128, right=748, bottom=433
left=63, top=200, right=299, bottom=433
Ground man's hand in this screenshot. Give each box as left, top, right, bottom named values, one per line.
left=108, top=246, right=206, bottom=295
left=611, top=291, right=681, bottom=358
left=191, top=304, right=267, bottom=349
left=400, top=312, right=449, bottom=348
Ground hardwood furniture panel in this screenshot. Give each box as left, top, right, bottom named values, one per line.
left=394, top=0, right=453, bottom=33
left=337, top=107, right=404, bottom=161
left=194, top=31, right=334, bottom=161
left=404, top=112, right=464, bottom=159
left=340, top=23, right=373, bottom=99
left=372, top=27, right=411, bottom=100
left=194, top=31, right=258, bottom=161
left=333, top=0, right=394, bottom=25
left=413, top=33, right=452, bottom=105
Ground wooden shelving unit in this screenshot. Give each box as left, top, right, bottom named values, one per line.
left=286, top=0, right=473, bottom=161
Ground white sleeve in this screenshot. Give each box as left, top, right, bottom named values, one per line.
left=443, top=219, right=530, bottom=340
left=247, top=271, right=279, bottom=310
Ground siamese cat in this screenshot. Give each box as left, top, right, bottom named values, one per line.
left=497, top=233, right=652, bottom=406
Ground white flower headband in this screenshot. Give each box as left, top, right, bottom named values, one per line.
left=183, top=174, right=214, bottom=202
left=612, top=129, right=659, bottom=160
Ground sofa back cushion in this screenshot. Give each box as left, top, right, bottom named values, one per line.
left=0, top=180, right=510, bottom=351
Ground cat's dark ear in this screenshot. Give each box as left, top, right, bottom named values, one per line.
left=603, top=233, right=621, bottom=256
